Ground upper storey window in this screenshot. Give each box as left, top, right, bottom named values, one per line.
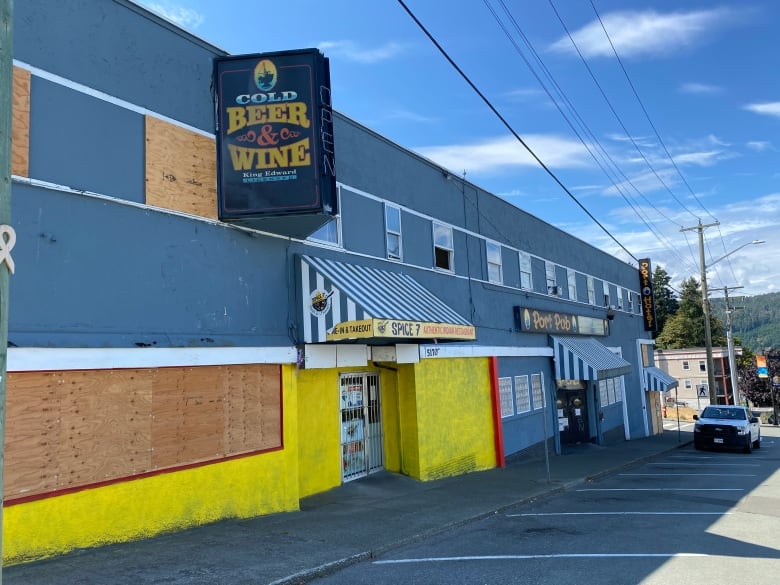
left=385, top=204, right=402, bottom=260
left=433, top=223, right=453, bottom=271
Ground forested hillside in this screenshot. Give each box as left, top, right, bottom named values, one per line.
left=711, top=291, right=780, bottom=353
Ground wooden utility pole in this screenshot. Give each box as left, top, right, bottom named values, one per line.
left=0, top=0, right=13, bottom=581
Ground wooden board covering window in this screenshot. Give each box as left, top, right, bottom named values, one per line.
left=4, top=364, right=282, bottom=501
left=12, top=66, right=31, bottom=177
left=145, top=116, right=218, bottom=219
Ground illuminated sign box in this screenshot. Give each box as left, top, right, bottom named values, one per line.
left=214, top=49, right=337, bottom=238
left=513, top=307, right=607, bottom=336
left=638, top=258, right=657, bottom=332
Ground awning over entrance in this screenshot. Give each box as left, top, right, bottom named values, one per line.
left=299, top=255, right=476, bottom=343
left=551, top=335, right=632, bottom=381
left=644, top=366, right=678, bottom=391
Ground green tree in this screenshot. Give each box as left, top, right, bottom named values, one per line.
left=651, top=265, right=678, bottom=338
left=656, top=277, right=726, bottom=349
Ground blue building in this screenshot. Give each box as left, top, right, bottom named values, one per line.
left=4, top=0, right=676, bottom=564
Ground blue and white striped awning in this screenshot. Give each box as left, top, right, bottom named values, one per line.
left=551, top=335, right=632, bottom=381
left=644, top=366, right=678, bottom=391
left=299, top=255, right=475, bottom=343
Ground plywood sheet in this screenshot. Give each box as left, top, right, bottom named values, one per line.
left=56, top=370, right=153, bottom=488
left=224, top=364, right=282, bottom=453
left=151, top=366, right=225, bottom=469
left=4, top=372, right=61, bottom=498
left=5, top=364, right=282, bottom=502
left=145, top=116, right=218, bottom=219
left=11, top=66, right=31, bottom=177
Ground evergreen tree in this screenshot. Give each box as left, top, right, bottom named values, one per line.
left=656, top=277, right=726, bottom=348
left=651, top=265, right=678, bottom=338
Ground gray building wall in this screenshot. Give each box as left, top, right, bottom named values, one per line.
left=13, top=0, right=654, bottom=449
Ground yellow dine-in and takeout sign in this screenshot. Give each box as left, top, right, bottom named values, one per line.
left=326, top=319, right=476, bottom=341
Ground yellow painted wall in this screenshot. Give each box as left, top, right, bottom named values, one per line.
left=2, top=365, right=300, bottom=565
left=296, top=366, right=402, bottom=497
left=409, top=358, right=496, bottom=481
left=396, top=363, right=421, bottom=477
left=296, top=367, right=343, bottom=498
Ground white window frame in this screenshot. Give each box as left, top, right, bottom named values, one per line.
left=384, top=203, right=402, bottom=261
left=603, top=281, right=611, bottom=307
left=514, top=375, right=531, bottom=414
left=433, top=222, right=454, bottom=272
left=499, top=377, right=514, bottom=418
left=682, top=360, right=690, bottom=371
left=684, top=379, right=692, bottom=390
left=617, top=287, right=625, bottom=310
left=699, top=360, right=706, bottom=373
left=545, top=262, right=558, bottom=296
left=587, top=276, right=596, bottom=305
left=486, top=241, right=503, bottom=284
left=519, top=252, right=533, bottom=290
left=567, top=269, right=577, bottom=301
left=531, top=373, right=545, bottom=410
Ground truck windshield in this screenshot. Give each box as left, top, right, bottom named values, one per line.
left=701, top=407, right=746, bottom=420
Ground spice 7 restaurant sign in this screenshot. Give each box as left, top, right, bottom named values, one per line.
left=214, top=49, right=337, bottom=221
left=326, top=319, right=476, bottom=341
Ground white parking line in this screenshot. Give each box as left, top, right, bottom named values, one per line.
left=375, top=553, right=709, bottom=565
left=648, top=462, right=760, bottom=467
left=506, top=512, right=731, bottom=517
left=577, top=488, right=744, bottom=492
left=619, top=473, right=756, bottom=477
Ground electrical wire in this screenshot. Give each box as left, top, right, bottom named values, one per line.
left=395, top=0, right=638, bottom=263
left=487, top=0, right=698, bottom=274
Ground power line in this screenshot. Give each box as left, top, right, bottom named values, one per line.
left=486, top=0, right=698, bottom=274
left=396, top=0, right=638, bottom=263
left=588, top=0, right=716, bottom=222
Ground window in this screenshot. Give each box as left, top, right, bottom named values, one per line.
left=598, top=377, right=623, bottom=406
left=682, top=360, right=690, bottom=370
left=486, top=241, right=502, bottom=284
left=603, top=281, right=610, bottom=307
left=514, top=375, right=530, bottom=413
left=545, top=262, right=558, bottom=295
left=685, top=379, right=692, bottom=390
left=499, top=377, right=513, bottom=417
left=519, top=252, right=532, bottom=289
left=628, top=292, right=634, bottom=312
left=567, top=269, right=577, bottom=300
left=308, top=189, right=342, bottom=245
left=433, top=223, right=453, bottom=271
left=699, top=360, right=706, bottom=373
left=385, top=204, right=402, bottom=260
left=531, top=373, right=545, bottom=410
left=587, top=277, right=596, bottom=305
left=617, top=288, right=625, bottom=310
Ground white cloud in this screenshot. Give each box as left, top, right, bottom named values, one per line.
left=549, top=8, right=733, bottom=59
left=146, top=2, right=204, bottom=29
left=414, top=135, right=591, bottom=175
left=746, top=141, right=773, bottom=152
left=744, top=102, right=780, bottom=118
left=317, top=40, right=406, bottom=63
left=679, top=82, right=721, bottom=94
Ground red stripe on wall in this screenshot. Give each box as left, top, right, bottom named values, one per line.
left=488, top=356, right=505, bottom=468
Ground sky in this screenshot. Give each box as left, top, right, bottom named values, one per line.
left=133, top=0, right=780, bottom=299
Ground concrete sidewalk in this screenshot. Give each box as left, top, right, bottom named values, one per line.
left=4, top=428, right=693, bottom=585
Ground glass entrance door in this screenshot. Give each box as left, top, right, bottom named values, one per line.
left=557, top=388, right=589, bottom=444
left=340, top=373, right=383, bottom=481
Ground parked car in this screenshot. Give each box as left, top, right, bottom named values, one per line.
left=693, top=405, right=761, bottom=452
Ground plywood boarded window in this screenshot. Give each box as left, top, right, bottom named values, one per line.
left=12, top=66, right=31, bottom=177
left=4, top=364, right=282, bottom=502
left=145, top=116, right=218, bottom=219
